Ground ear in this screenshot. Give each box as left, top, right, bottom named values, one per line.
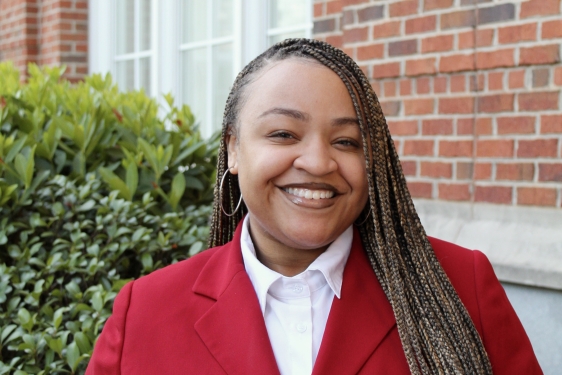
left=226, top=130, right=239, bottom=175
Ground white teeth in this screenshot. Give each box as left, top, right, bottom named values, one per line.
left=283, top=188, right=335, bottom=200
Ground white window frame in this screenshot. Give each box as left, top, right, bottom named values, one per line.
left=88, top=0, right=312, bottom=136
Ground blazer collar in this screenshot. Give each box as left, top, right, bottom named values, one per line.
left=312, top=228, right=397, bottom=375
left=193, top=223, right=396, bottom=375
left=193, top=221, right=281, bottom=375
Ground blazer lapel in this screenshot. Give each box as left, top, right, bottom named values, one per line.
left=193, top=224, right=280, bottom=375
left=312, top=229, right=397, bottom=375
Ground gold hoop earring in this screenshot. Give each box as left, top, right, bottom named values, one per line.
left=219, top=168, right=243, bottom=217
left=354, top=206, right=372, bottom=226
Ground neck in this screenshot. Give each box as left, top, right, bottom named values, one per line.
left=248, top=222, right=328, bottom=277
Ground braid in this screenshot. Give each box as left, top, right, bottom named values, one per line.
left=209, top=39, right=493, bottom=375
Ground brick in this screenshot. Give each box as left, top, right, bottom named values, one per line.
left=518, top=91, right=560, bottom=111
left=424, top=0, right=453, bottom=11
left=450, top=75, right=466, bottom=92
left=373, top=21, right=401, bottom=39
left=439, top=54, right=474, bottom=73
left=542, top=20, right=562, bottom=39
left=498, top=23, right=537, bottom=44
left=314, top=3, right=323, bottom=17
left=488, top=72, right=503, bottom=91
left=457, top=162, right=473, bottom=179
left=422, top=35, right=454, bottom=54
left=343, top=9, right=355, bottom=25
left=404, top=140, right=434, bottom=156
left=357, top=5, right=384, bottom=22
left=400, top=79, right=412, bottom=96
left=404, top=98, right=434, bottom=115
left=517, top=139, right=558, bottom=158
left=518, top=187, right=557, bottom=206
left=407, top=181, right=433, bottom=198
left=478, top=3, right=515, bottom=25
left=438, top=183, right=471, bottom=201
left=477, top=94, right=514, bottom=113
left=434, top=77, right=447, bottom=93
left=439, top=97, right=474, bottom=114
left=405, top=58, right=436, bottom=76
left=460, top=29, right=495, bottom=50
left=380, top=101, right=401, bottom=116
left=343, top=27, right=368, bottom=43
left=497, top=116, right=536, bottom=134
left=475, top=186, right=512, bottom=204
left=417, top=77, right=431, bottom=94
left=313, top=18, right=336, bottom=34
left=421, top=162, right=452, bottom=178
left=556, top=67, right=562, bottom=86
left=476, top=118, right=493, bottom=135
left=406, top=15, right=436, bottom=34
left=520, top=45, right=560, bottom=65
left=357, top=44, right=384, bottom=61
left=421, top=119, right=453, bottom=136
left=475, top=163, right=492, bottom=180
left=389, top=0, right=418, bottom=17
left=497, top=163, right=535, bottom=181
left=476, top=140, right=514, bottom=157
left=401, top=160, right=417, bottom=176
left=389, top=39, right=418, bottom=57
left=326, top=35, right=343, bottom=48
left=541, top=115, right=562, bottom=133
left=384, top=81, right=397, bottom=97
left=327, top=0, right=344, bottom=14
left=539, top=163, right=562, bottom=181
left=388, top=120, right=419, bottom=135
left=509, top=70, right=525, bottom=89
left=372, top=62, right=401, bottom=79
left=476, top=49, right=515, bottom=70
left=439, top=140, right=473, bottom=157
left=520, top=0, right=561, bottom=18
left=441, top=10, right=475, bottom=30
left=532, top=68, right=550, bottom=88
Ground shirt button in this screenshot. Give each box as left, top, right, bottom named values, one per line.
left=291, top=284, right=304, bottom=293
left=296, top=323, right=307, bottom=333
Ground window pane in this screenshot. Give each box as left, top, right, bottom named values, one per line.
left=212, top=43, right=233, bottom=132
left=116, top=60, right=135, bottom=91
left=212, top=0, right=233, bottom=38
left=269, top=0, right=307, bottom=29
left=183, top=48, right=208, bottom=130
left=139, top=0, right=151, bottom=51
left=269, top=31, right=306, bottom=46
left=116, top=0, right=135, bottom=54
left=139, top=57, right=151, bottom=94
left=182, top=0, right=208, bottom=43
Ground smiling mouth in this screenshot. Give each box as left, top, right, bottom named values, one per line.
left=282, top=187, right=335, bottom=200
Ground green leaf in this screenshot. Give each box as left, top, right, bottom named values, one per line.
left=65, top=341, right=80, bottom=371
left=168, top=172, right=186, bottom=210
left=126, top=162, right=138, bottom=198
left=74, top=332, right=92, bottom=354
left=99, top=167, right=131, bottom=201
left=141, top=253, right=153, bottom=271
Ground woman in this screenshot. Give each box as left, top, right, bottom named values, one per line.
left=87, top=39, right=542, bottom=374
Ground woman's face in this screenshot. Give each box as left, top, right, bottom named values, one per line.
left=227, top=59, right=369, bottom=251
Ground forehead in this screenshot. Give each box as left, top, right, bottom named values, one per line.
left=239, top=59, right=357, bottom=121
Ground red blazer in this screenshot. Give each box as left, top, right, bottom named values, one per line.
left=86, top=224, right=542, bottom=374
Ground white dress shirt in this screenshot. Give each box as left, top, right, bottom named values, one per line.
left=240, top=215, right=353, bottom=375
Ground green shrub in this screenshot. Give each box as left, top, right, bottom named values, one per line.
left=0, top=62, right=218, bottom=374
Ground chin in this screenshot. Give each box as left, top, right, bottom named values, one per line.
left=281, top=225, right=343, bottom=250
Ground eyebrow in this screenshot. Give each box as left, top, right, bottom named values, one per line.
left=258, top=107, right=359, bottom=127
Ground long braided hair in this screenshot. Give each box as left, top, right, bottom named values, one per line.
left=209, top=39, right=493, bottom=375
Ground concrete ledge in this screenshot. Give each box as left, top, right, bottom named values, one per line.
left=413, top=199, right=562, bottom=290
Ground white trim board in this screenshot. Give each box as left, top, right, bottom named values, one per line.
left=414, top=199, right=562, bottom=290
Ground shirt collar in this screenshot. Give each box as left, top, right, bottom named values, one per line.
left=240, top=215, right=353, bottom=315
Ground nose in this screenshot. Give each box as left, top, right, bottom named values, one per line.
left=293, top=137, right=338, bottom=176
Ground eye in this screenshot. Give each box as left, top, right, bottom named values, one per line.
left=268, top=130, right=298, bottom=141
left=334, top=138, right=361, bottom=148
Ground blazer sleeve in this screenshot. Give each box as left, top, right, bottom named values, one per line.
left=473, top=250, right=543, bottom=375
left=86, top=280, right=134, bottom=375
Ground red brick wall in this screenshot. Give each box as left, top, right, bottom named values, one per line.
left=0, top=0, right=88, bottom=82
left=314, top=0, right=562, bottom=208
